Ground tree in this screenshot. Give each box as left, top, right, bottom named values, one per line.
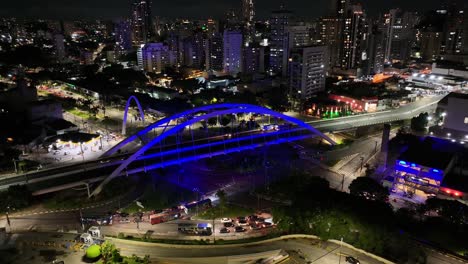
left=216, top=189, right=227, bottom=210
left=220, top=115, right=232, bottom=127
left=100, top=241, right=121, bottom=264
left=207, top=117, right=218, bottom=127
left=349, top=177, right=389, bottom=202
left=411, top=112, right=429, bottom=131
left=266, top=86, right=289, bottom=112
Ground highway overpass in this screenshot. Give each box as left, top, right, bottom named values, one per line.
left=0, top=96, right=443, bottom=195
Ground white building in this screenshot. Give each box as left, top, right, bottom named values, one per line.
left=138, top=43, right=176, bottom=73
left=289, top=46, right=328, bottom=99
left=223, top=30, right=243, bottom=75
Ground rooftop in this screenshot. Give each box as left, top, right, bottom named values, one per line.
left=399, top=144, right=454, bottom=170
left=438, top=92, right=468, bottom=105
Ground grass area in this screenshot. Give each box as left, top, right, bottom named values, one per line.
left=101, top=118, right=120, bottom=127
left=67, top=108, right=92, bottom=119
left=198, top=203, right=255, bottom=219
left=113, top=231, right=281, bottom=245
left=42, top=177, right=132, bottom=210
left=122, top=181, right=196, bottom=214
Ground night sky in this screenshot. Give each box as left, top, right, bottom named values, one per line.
left=1, top=0, right=466, bottom=20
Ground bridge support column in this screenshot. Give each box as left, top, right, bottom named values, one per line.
left=85, top=183, right=91, bottom=198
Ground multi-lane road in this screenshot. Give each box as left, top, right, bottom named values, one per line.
left=305, top=95, right=443, bottom=132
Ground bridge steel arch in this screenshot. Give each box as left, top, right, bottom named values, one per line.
left=92, top=104, right=335, bottom=197
left=103, top=103, right=251, bottom=157
left=122, top=95, right=146, bottom=136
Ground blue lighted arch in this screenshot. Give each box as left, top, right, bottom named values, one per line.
left=122, top=95, right=146, bottom=135
left=92, top=103, right=335, bottom=196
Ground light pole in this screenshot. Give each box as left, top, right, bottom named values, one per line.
left=12, top=159, right=17, bottom=174
left=193, top=188, right=199, bottom=215
left=341, top=174, right=345, bottom=192
left=6, top=206, right=11, bottom=230
left=338, top=237, right=343, bottom=264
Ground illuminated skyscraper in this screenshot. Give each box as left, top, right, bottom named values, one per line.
left=223, top=30, right=243, bottom=75
left=289, top=46, right=328, bottom=99
left=242, top=0, right=255, bottom=28
left=269, top=6, right=293, bottom=75
left=114, top=19, right=133, bottom=52
left=132, top=0, right=153, bottom=45
left=329, top=0, right=349, bottom=18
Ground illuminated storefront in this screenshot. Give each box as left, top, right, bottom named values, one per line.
left=392, top=146, right=456, bottom=198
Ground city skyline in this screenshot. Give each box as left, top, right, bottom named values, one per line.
left=1, top=0, right=467, bottom=19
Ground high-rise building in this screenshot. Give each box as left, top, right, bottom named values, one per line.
left=132, top=0, right=153, bottom=45
left=421, top=30, right=443, bottom=61
left=223, top=30, right=243, bottom=75
left=205, top=33, right=224, bottom=71
left=243, top=42, right=265, bottom=74
left=340, top=4, right=367, bottom=70
left=329, top=0, right=349, bottom=18
left=114, top=20, right=133, bottom=52
left=183, top=33, right=205, bottom=68
left=138, top=43, right=176, bottom=73
left=242, top=0, right=255, bottom=28
left=443, top=4, right=468, bottom=56
left=269, top=7, right=293, bottom=75
left=54, top=34, right=66, bottom=62
left=363, top=21, right=385, bottom=75
left=289, top=45, right=328, bottom=99
left=319, top=17, right=343, bottom=67
left=383, top=9, right=418, bottom=63
left=167, top=32, right=184, bottom=66
left=287, top=25, right=311, bottom=48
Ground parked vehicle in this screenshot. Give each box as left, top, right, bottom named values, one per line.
left=178, top=222, right=212, bottom=236
left=345, top=256, right=360, bottom=264
left=224, top=222, right=234, bottom=227
left=220, top=227, right=230, bottom=233
left=149, top=209, right=181, bottom=225
left=235, top=226, right=246, bottom=232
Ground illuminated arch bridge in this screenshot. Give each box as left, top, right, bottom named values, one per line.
left=90, top=103, right=335, bottom=197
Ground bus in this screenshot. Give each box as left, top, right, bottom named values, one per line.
left=149, top=209, right=181, bottom=225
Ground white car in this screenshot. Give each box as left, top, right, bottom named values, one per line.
left=220, top=218, right=232, bottom=223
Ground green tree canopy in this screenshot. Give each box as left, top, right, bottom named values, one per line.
left=349, top=177, right=389, bottom=202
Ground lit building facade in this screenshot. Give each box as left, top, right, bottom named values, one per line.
left=243, top=42, right=265, bottom=74
left=114, top=19, right=133, bottom=52
left=269, top=7, right=292, bottom=76
left=340, top=4, right=366, bottom=70
left=288, top=45, right=328, bottom=99
left=132, top=0, right=153, bottom=45
left=223, top=30, right=243, bottom=75
left=138, top=43, right=176, bottom=73
left=205, top=33, right=224, bottom=71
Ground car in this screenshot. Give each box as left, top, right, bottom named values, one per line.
left=221, top=218, right=232, bottom=223
left=262, top=222, right=273, bottom=228
left=247, top=215, right=258, bottom=221
left=220, top=227, right=230, bottom=234
left=235, top=226, right=246, bottom=232
left=224, top=222, right=234, bottom=227
left=345, top=256, right=360, bottom=264
left=238, top=219, right=248, bottom=226
left=249, top=223, right=261, bottom=230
